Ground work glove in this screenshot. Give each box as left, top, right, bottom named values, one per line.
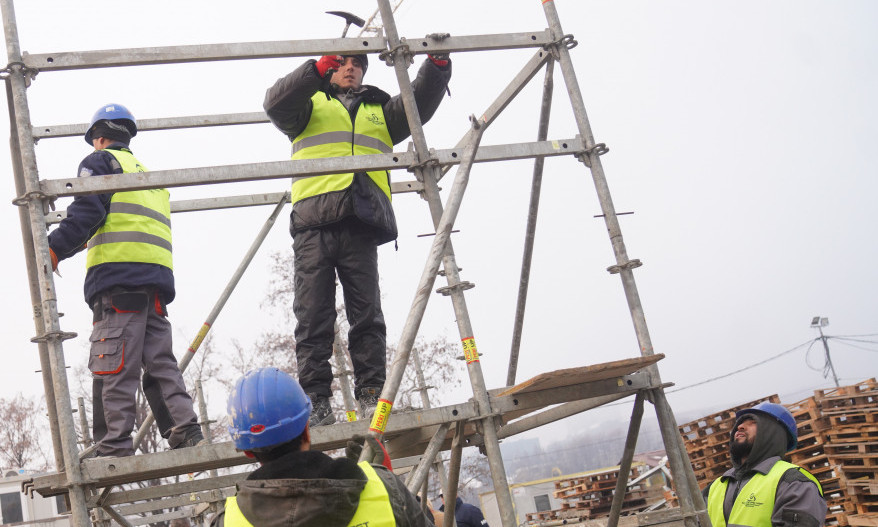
left=346, top=434, right=393, bottom=471
left=426, top=33, right=451, bottom=67
left=49, top=248, right=61, bottom=277
left=428, top=54, right=449, bottom=67
left=315, top=55, right=343, bottom=78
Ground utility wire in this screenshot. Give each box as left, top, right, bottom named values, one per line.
left=829, top=336, right=878, bottom=345
left=829, top=340, right=878, bottom=353
left=666, top=340, right=814, bottom=394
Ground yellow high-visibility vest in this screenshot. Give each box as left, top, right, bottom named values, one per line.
left=85, top=149, right=172, bottom=270
left=290, top=93, right=393, bottom=205
left=708, top=460, right=822, bottom=527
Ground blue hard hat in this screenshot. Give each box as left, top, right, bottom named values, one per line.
left=84, top=103, right=138, bottom=144
left=227, top=368, right=312, bottom=451
left=736, top=401, right=797, bottom=452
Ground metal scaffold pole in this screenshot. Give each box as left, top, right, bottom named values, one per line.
left=2, top=0, right=91, bottom=525
left=507, top=56, right=554, bottom=387
left=373, top=2, right=516, bottom=525
left=539, top=1, right=708, bottom=525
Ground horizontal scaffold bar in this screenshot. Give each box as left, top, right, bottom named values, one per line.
left=39, top=137, right=584, bottom=198
left=26, top=359, right=658, bottom=498
left=45, top=182, right=425, bottom=224
left=23, top=32, right=554, bottom=72
left=34, top=112, right=269, bottom=140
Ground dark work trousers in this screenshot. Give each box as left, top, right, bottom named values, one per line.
left=293, top=221, right=387, bottom=399
left=89, top=287, right=198, bottom=457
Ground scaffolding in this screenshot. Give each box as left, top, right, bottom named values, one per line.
left=3, top=1, right=710, bottom=526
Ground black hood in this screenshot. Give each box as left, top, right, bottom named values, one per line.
left=234, top=450, right=367, bottom=527
left=730, top=413, right=788, bottom=474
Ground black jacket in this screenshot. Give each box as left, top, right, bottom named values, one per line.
left=440, top=496, right=489, bottom=527
left=263, top=58, right=451, bottom=245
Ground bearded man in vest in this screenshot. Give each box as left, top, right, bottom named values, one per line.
left=211, top=367, right=435, bottom=527
left=263, top=49, right=452, bottom=426
left=47, top=103, right=204, bottom=457
left=707, top=402, right=826, bottom=527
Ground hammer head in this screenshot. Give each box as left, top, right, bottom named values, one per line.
left=326, top=11, right=365, bottom=29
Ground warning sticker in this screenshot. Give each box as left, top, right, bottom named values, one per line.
left=369, top=399, right=393, bottom=433
left=346, top=410, right=358, bottom=422
left=462, top=337, right=480, bottom=364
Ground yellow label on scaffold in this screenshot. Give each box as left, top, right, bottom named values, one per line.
left=188, top=323, right=211, bottom=353
left=369, top=399, right=393, bottom=433
left=346, top=410, right=358, bottom=422
left=462, top=336, right=480, bottom=364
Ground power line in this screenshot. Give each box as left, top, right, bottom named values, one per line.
left=830, top=336, right=878, bottom=345
left=829, top=339, right=878, bottom=353
left=666, top=340, right=814, bottom=394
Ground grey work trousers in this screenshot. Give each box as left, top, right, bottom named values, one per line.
left=89, top=288, right=198, bottom=457
left=293, top=220, right=387, bottom=399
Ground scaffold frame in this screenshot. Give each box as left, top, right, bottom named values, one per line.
left=2, top=1, right=710, bottom=526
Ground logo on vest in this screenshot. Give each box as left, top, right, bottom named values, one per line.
left=351, top=522, right=370, bottom=527
left=743, top=493, right=763, bottom=508
left=365, top=113, right=384, bottom=126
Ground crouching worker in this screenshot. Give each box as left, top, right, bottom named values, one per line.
left=212, top=367, right=434, bottom=526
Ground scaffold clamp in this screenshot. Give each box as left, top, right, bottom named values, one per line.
left=607, top=259, right=642, bottom=275
left=31, top=329, right=78, bottom=344
left=436, top=281, right=475, bottom=296
left=12, top=189, right=56, bottom=208
left=1, top=61, right=37, bottom=81
left=379, top=39, right=413, bottom=66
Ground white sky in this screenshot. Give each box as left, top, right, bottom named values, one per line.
left=1, top=0, right=877, bottom=446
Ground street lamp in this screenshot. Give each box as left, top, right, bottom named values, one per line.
left=810, top=316, right=840, bottom=387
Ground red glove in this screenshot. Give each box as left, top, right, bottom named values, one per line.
left=346, top=434, right=393, bottom=471
left=49, top=248, right=58, bottom=271
left=315, top=55, right=343, bottom=77
left=428, top=54, right=449, bottom=67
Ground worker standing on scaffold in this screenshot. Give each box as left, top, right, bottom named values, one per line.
left=263, top=43, right=451, bottom=426
left=48, top=103, right=204, bottom=457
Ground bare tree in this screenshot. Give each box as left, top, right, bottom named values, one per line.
left=0, top=393, right=50, bottom=472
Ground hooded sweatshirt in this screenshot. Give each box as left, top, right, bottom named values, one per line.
left=211, top=450, right=433, bottom=527
left=713, top=413, right=826, bottom=527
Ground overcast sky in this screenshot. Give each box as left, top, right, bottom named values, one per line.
left=2, top=0, right=877, bottom=447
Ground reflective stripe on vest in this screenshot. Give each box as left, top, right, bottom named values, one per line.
left=708, top=460, right=823, bottom=527
left=290, top=93, right=393, bottom=205
left=221, top=461, right=396, bottom=527
left=85, top=149, right=173, bottom=270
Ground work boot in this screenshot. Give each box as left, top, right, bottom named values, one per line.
left=173, top=428, right=206, bottom=449
left=357, top=387, right=381, bottom=421
left=309, top=395, right=337, bottom=427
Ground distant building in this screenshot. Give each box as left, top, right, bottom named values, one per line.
left=0, top=470, right=70, bottom=526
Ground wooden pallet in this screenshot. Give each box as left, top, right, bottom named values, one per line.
left=677, top=380, right=878, bottom=526
left=847, top=513, right=878, bottom=527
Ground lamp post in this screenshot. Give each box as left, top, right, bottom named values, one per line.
left=810, top=316, right=840, bottom=387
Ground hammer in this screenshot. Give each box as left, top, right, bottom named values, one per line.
left=326, top=11, right=365, bottom=38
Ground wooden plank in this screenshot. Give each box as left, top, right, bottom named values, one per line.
left=498, top=355, right=663, bottom=396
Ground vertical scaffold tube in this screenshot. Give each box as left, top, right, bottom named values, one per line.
left=540, top=2, right=708, bottom=525
left=2, top=1, right=91, bottom=525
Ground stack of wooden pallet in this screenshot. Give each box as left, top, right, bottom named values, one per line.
left=524, top=465, right=664, bottom=524
left=788, top=379, right=878, bottom=526
left=677, top=379, right=878, bottom=527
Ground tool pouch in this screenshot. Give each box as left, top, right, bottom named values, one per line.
left=92, top=291, right=149, bottom=323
